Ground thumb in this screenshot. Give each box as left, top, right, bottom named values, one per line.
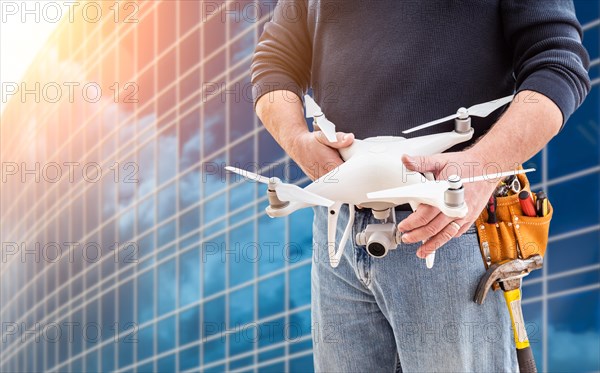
left=315, top=131, right=354, bottom=149
left=402, top=154, right=447, bottom=175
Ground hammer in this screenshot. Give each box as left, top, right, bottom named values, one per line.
left=474, top=254, right=543, bottom=373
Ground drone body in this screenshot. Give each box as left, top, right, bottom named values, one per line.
left=227, top=94, right=532, bottom=268
left=286, top=131, right=474, bottom=216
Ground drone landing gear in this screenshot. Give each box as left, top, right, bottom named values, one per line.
left=326, top=202, right=355, bottom=268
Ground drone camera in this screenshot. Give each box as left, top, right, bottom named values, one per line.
left=356, top=223, right=401, bottom=258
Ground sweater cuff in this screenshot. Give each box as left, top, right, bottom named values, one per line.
left=252, top=72, right=304, bottom=109
left=516, top=69, right=576, bottom=127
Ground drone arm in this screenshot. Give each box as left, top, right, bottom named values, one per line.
left=407, top=172, right=433, bottom=211
left=402, top=130, right=474, bottom=156
left=265, top=201, right=309, bottom=218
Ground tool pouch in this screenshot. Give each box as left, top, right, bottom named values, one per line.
left=475, top=172, right=553, bottom=273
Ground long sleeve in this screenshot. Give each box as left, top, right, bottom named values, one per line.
left=501, top=0, right=591, bottom=126
left=251, top=0, right=312, bottom=106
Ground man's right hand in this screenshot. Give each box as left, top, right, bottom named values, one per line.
left=289, top=131, right=355, bottom=181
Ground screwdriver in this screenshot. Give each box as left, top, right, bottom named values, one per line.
left=487, top=195, right=497, bottom=223
left=518, top=191, right=537, bottom=217
left=535, top=191, right=549, bottom=217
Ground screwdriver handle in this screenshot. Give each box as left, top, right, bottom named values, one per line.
left=486, top=195, right=497, bottom=223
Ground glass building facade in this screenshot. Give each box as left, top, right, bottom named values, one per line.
left=0, top=1, right=598, bottom=372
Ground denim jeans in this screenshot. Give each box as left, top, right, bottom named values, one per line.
left=311, top=205, right=517, bottom=372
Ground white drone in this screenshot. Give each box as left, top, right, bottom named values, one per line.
left=227, top=94, right=533, bottom=268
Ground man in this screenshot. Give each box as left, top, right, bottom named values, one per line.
left=251, top=1, right=590, bottom=371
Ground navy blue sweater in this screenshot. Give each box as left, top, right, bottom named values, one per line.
left=251, top=0, right=590, bottom=145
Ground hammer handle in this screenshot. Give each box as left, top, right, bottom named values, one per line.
left=517, top=346, right=538, bottom=373
left=503, top=288, right=538, bottom=372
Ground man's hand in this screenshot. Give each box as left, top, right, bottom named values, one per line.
left=289, top=131, right=354, bottom=181
left=396, top=90, right=564, bottom=260
left=255, top=90, right=354, bottom=181
left=397, top=149, right=501, bottom=259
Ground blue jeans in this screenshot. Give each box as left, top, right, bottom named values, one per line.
left=311, top=205, right=517, bottom=372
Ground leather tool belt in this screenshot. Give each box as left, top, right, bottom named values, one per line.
left=475, top=171, right=553, bottom=274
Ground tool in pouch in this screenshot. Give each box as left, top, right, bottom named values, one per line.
left=473, top=170, right=553, bottom=373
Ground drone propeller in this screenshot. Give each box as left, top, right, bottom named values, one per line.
left=225, top=167, right=272, bottom=184
left=304, top=95, right=338, bottom=143
left=367, top=168, right=535, bottom=200
left=225, top=166, right=334, bottom=207
left=403, top=95, right=514, bottom=134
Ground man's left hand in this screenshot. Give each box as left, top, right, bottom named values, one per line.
left=397, top=149, right=501, bottom=259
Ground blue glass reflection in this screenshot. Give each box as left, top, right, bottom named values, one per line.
left=203, top=337, right=225, bottom=365
left=179, top=167, right=201, bottom=210
left=158, top=125, right=177, bottom=184
left=549, top=89, right=599, bottom=178
left=229, top=284, right=255, bottom=326
left=179, top=248, right=201, bottom=307
left=157, top=353, right=176, bottom=372
left=158, top=315, right=176, bottom=353
left=258, top=317, right=285, bottom=348
left=258, top=274, right=285, bottom=318
left=137, top=196, right=155, bottom=234
left=179, top=306, right=200, bottom=345
left=180, top=207, right=200, bottom=237
left=137, top=325, right=154, bottom=361
left=549, top=174, right=600, bottom=234
left=290, top=354, right=315, bottom=373
left=203, top=236, right=226, bottom=297
left=289, top=264, right=311, bottom=309
left=203, top=98, right=226, bottom=157
left=204, top=194, right=226, bottom=237
left=179, top=109, right=201, bottom=171
left=548, top=231, right=600, bottom=274
left=101, top=343, right=114, bottom=372
left=289, top=309, right=311, bottom=340
left=137, top=140, right=156, bottom=198
left=548, top=291, right=600, bottom=372
left=137, top=270, right=154, bottom=324
left=158, top=221, right=176, bottom=248
left=203, top=153, right=227, bottom=198
left=179, top=345, right=200, bottom=371
left=158, top=183, right=177, bottom=223
left=158, top=259, right=176, bottom=316
left=289, top=208, right=314, bottom=263
left=258, top=209, right=286, bottom=275
left=229, top=222, right=255, bottom=287
left=203, top=296, right=225, bottom=338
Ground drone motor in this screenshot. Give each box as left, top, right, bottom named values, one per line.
left=444, top=175, right=465, bottom=208
left=454, top=108, right=472, bottom=134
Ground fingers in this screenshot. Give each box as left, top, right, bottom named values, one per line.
left=455, top=219, right=474, bottom=237
left=314, top=131, right=354, bottom=149
left=401, top=212, right=453, bottom=244
left=397, top=204, right=467, bottom=259
left=416, top=220, right=462, bottom=258
left=397, top=204, right=439, bottom=232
